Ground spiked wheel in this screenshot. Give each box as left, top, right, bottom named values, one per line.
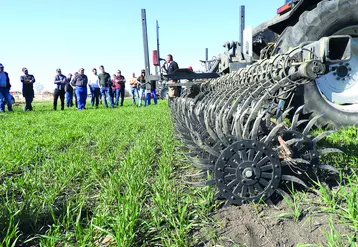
left=215, top=140, right=281, bottom=205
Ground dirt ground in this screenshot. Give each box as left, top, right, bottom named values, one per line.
left=196, top=193, right=353, bottom=247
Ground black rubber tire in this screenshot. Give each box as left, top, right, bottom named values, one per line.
left=276, top=0, right=358, bottom=128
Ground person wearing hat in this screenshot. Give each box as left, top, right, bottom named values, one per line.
left=53, top=68, right=67, bottom=111
left=129, top=72, right=139, bottom=105
left=115, top=70, right=126, bottom=106
left=65, top=73, right=74, bottom=108
left=0, top=63, right=13, bottom=112
left=20, top=67, right=36, bottom=111
left=71, top=68, right=88, bottom=110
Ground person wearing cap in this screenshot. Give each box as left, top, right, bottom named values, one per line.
left=116, top=70, right=126, bottom=106
left=71, top=68, right=88, bottom=110
left=20, top=67, right=36, bottom=111
left=137, top=69, right=149, bottom=107
left=98, top=65, right=113, bottom=108
left=163, top=54, right=181, bottom=104
left=0, top=63, right=13, bottom=112
left=65, top=73, right=74, bottom=108
left=88, top=68, right=100, bottom=108
left=53, top=68, right=67, bottom=111
left=129, top=72, right=139, bottom=105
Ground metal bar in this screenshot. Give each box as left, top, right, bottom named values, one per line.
left=156, top=20, right=161, bottom=69
left=141, top=9, right=151, bottom=76
left=205, top=48, right=209, bottom=71
left=240, top=5, right=245, bottom=54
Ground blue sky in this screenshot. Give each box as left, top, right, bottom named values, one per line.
left=1, top=0, right=284, bottom=91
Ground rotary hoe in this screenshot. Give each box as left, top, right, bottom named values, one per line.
left=169, top=36, right=349, bottom=205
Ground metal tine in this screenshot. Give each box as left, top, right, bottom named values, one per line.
left=183, top=180, right=216, bottom=187
left=183, top=171, right=209, bottom=178
left=276, top=188, right=292, bottom=199
left=277, top=107, right=294, bottom=124
left=281, top=158, right=311, bottom=166
left=250, top=112, right=266, bottom=140
left=243, top=94, right=266, bottom=139
left=318, top=148, right=344, bottom=156
left=238, top=107, right=251, bottom=139
left=303, top=114, right=324, bottom=136
left=296, top=119, right=309, bottom=128
left=313, top=130, right=337, bottom=144
left=290, top=105, right=305, bottom=130
left=282, top=175, right=308, bottom=187
left=319, top=164, right=340, bottom=174
left=190, top=132, right=221, bottom=157
left=264, top=122, right=286, bottom=144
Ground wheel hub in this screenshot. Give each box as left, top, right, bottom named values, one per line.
left=215, top=140, right=282, bottom=205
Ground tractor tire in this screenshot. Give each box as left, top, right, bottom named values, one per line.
left=276, top=0, right=358, bottom=128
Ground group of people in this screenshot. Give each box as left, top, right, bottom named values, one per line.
left=0, top=54, right=180, bottom=112
left=0, top=65, right=160, bottom=112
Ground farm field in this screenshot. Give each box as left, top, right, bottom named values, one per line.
left=0, top=100, right=217, bottom=247
left=0, top=100, right=358, bottom=246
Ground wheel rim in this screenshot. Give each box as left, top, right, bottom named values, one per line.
left=161, top=88, right=168, bottom=99
left=315, top=26, right=358, bottom=112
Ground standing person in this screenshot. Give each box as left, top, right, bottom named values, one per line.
left=116, top=70, right=126, bottom=106
left=53, top=68, right=66, bottom=111
left=71, top=68, right=88, bottom=110
left=88, top=68, right=100, bottom=108
left=0, top=63, right=13, bottom=112
left=137, top=69, right=148, bottom=107
left=129, top=72, right=139, bottom=105
left=65, top=73, right=74, bottom=108
left=150, top=80, right=157, bottom=105
left=98, top=65, right=113, bottom=108
left=162, top=54, right=180, bottom=102
left=111, top=74, right=120, bottom=106
left=20, top=67, right=36, bottom=111
left=71, top=72, right=79, bottom=109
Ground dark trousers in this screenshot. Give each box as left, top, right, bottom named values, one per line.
left=114, top=88, right=125, bottom=106
left=53, top=89, right=65, bottom=110
left=90, top=87, right=100, bottom=107
left=23, top=90, right=34, bottom=111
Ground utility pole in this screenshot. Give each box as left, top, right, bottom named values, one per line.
left=141, top=9, right=151, bottom=76
left=240, top=5, right=245, bottom=54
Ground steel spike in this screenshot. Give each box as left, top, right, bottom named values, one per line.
left=318, top=148, right=344, bottom=156
left=319, top=164, right=339, bottom=174
left=303, top=114, right=324, bottom=136
left=290, top=105, right=305, bottom=130
left=282, top=175, right=307, bottom=187
left=183, top=180, right=216, bottom=187
left=312, top=130, right=337, bottom=144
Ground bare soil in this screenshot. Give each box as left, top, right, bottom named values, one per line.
left=195, top=193, right=353, bottom=247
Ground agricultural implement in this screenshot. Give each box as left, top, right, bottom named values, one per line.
left=141, top=0, right=358, bottom=205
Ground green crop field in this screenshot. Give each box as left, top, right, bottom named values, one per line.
left=1, top=100, right=358, bottom=247
left=0, top=101, right=217, bottom=247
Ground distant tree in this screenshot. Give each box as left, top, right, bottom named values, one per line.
left=34, top=83, right=45, bottom=94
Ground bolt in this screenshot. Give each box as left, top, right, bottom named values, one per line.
left=218, top=179, right=223, bottom=183
left=242, top=180, right=247, bottom=184
left=252, top=164, right=256, bottom=168
left=230, top=148, right=234, bottom=152
left=333, top=72, right=337, bottom=76
left=275, top=175, right=279, bottom=179
left=222, top=157, right=226, bottom=161
left=218, top=168, right=222, bottom=171
left=241, top=143, right=245, bottom=148
left=231, top=196, right=235, bottom=200
left=211, top=160, right=214, bottom=164
left=255, top=176, right=259, bottom=180
left=245, top=170, right=253, bottom=178
left=345, top=63, right=350, bottom=66
left=271, top=186, right=275, bottom=189
left=337, top=77, right=341, bottom=80
left=275, top=165, right=279, bottom=168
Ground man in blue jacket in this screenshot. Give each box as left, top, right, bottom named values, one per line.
left=53, top=68, right=67, bottom=111
left=0, top=63, right=13, bottom=112
left=20, top=67, right=36, bottom=111
left=71, top=68, right=88, bottom=110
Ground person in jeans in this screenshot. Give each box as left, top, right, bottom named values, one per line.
left=149, top=80, right=157, bottom=105
left=88, top=68, right=100, bottom=108
left=98, top=65, right=113, bottom=108
left=116, top=70, right=126, bottom=106
left=111, top=74, right=119, bottom=106
left=129, top=72, right=139, bottom=105
left=65, top=73, right=74, bottom=108
left=0, top=63, right=13, bottom=112
left=137, top=69, right=148, bottom=107
left=20, top=67, right=36, bottom=111
left=71, top=68, right=88, bottom=110
left=53, top=68, right=66, bottom=111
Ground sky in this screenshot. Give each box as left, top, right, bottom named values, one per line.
left=1, top=0, right=284, bottom=92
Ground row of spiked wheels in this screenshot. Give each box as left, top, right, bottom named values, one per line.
left=169, top=47, right=343, bottom=205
